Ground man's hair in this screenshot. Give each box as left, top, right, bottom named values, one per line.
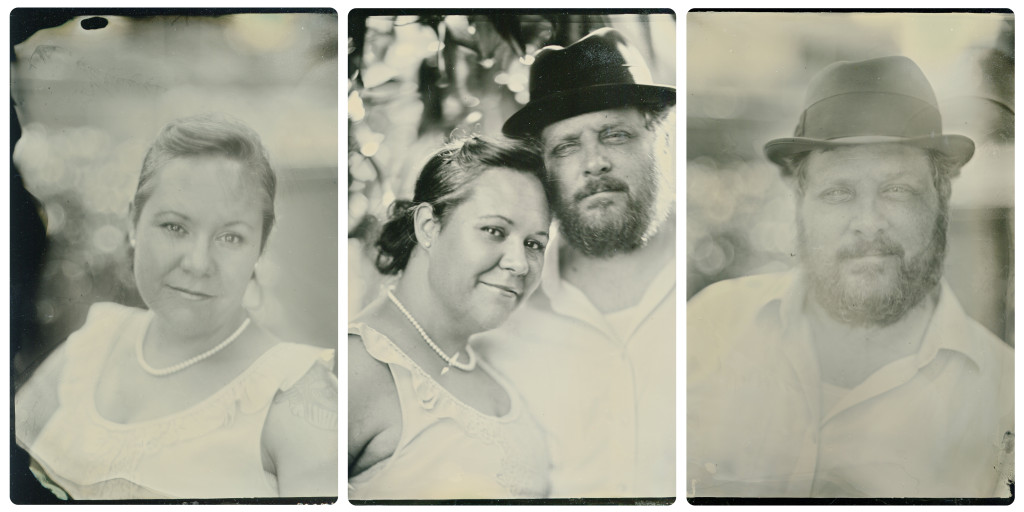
left=784, top=147, right=958, bottom=208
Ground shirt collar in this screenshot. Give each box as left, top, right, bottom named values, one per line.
left=769, top=268, right=988, bottom=372
left=532, top=222, right=675, bottom=337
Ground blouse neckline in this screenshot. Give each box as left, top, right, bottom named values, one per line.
left=350, top=321, right=521, bottom=423
left=88, top=309, right=285, bottom=429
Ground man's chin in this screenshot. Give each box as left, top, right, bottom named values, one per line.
left=837, top=271, right=897, bottom=298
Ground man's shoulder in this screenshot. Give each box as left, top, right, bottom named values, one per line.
left=688, top=271, right=794, bottom=313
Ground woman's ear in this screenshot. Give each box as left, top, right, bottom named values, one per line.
left=412, top=203, right=439, bottom=250
left=126, top=202, right=137, bottom=248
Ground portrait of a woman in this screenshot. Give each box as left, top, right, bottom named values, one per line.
left=14, top=114, right=338, bottom=499
left=348, top=136, right=554, bottom=499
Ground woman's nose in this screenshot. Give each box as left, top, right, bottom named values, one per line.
left=499, top=242, right=528, bottom=277
left=181, top=238, right=213, bottom=275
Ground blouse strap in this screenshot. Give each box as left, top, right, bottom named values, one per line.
left=58, top=303, right=141, bottom=402
left=235, top=341, right=336, bottom=416
left=348, top=322, right=448, bottom=451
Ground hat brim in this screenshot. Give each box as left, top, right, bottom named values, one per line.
left=502, top=83, right=676, bottom=138
left=764, top=134, right=975, bottom=174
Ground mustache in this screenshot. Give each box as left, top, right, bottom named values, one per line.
left=572, top=177, right=630, bottom=202
left=837, top=236, right=906, bottom=260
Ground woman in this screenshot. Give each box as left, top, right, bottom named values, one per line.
left=348, top=136, right=553, bottom=499
left=14, top=113, right=337, bottom=499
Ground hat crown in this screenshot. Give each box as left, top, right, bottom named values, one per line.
left=793, top=56, right=944, bottom=140
left=529, top=27, right=655, bottom=101
left=764, top=55, right=975, bottom=172
left=501, top=27, right=675, bottom=137
left=805, top=56, right=938, bottom=108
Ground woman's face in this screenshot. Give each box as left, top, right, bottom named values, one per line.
left=426, top=168, right=551, bottom=333
left=130, top=155, right=264, bottom=338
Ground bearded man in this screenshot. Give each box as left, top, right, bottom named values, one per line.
left=687, top=56, right=1013, bottom=498
left=473, top=28, right=676, bottom=499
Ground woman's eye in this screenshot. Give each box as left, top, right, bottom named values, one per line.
left=526, top=239, right=546, bottom=252
left=820, top=188, right=853, bottom=203
left=162, top=223, right=186, bottom=235
left=483, top=226, right=505, bottom=239
left=220, top=233, right=244, bottom=245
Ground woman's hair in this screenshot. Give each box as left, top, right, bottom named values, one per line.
left=132, top=113, right=277, bottom=252
left=375, top=135, right=550, bottom=275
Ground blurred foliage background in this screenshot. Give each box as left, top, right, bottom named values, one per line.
left=687, top=12, right=1014, bottom=344
left=346, top=11, right=677, bottom=317
left=12, top=11, right=339, bottom=379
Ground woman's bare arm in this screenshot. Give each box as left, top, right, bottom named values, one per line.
left=15, top=343, right=68, bottom=448
left=263, top=362, right=339, bottom=497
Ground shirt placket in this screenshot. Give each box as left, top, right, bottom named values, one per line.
left=780, top=314, right=822, bottom=496
left=550, top=281, right=638, bottom=495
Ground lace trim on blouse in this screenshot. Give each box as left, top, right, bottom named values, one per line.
left=38, top=304, right=334, bottom=487
left=349, top=322, right=549, bottom=498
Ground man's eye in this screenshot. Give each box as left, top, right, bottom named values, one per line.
left=551, top=142, right=578, bottom=157
left=820, top=188, right=853, bottom=203
left=883, top=184, right=916, bottom=198
left=602, top=130, right=631, bottom=143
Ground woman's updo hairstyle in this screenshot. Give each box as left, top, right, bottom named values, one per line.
left=132, top=113, right=277, bottom=252
left=374, top=135, right=549, bottom=275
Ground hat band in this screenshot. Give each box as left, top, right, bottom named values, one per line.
left=796, top=92, right=942, bottom=140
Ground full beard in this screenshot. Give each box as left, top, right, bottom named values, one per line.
left=798, top=215, right=947, bottom=327
left=554, top=156, right=667, bottom=259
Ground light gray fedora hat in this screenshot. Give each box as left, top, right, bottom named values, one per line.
left=764, top=56, right=975, bottom=174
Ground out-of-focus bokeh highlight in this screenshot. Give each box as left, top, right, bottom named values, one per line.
left=12, top=12, right=339, bottom=377
left=347, top=13, right=677, bottom=317
left=687, top=12, right=1013, bottom=344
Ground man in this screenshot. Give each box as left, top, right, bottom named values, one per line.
left=474, top=28, right=676, bottom=498
left=687, top=56, right=1014, bottom=498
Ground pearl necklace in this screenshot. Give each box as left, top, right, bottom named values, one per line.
left=137, top=318, right=251, bottom=376
left=387, top=290, right=477, bottom=375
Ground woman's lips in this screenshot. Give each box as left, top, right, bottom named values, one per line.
left=167, top=285, right=213, bottom=301
left=481, top=282, right=521, bottom=299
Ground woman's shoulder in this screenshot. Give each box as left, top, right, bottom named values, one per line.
left=16, top=302, right=143, bottom=403
left=83, top=301, right=146, bottom=324
left=67, top=302, right=147, bottom=346
left=262, top=359, right=340, bottom=497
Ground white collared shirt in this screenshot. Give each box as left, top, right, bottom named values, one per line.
left=473, top=229, right=676, bottom=498
left=687, top=270, right=1014, bottom=498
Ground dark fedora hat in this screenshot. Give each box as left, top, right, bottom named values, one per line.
left=764, top=55, right=975, bottom=173
left=502, top=27, right=676, bottom=138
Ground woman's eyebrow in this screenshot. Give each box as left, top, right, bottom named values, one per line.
left=479, top=214, right=514, bottom=224
left=222, top=220, right=257, bottom=230
left=154, top=210, right=189, bottom=220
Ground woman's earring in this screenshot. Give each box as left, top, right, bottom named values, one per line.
left=243, top=273, right=263, bottom=309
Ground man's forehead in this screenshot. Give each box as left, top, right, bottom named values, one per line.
left=540, top=107, right=644, bottom=141
left=806, top=144, right=932, bottom=178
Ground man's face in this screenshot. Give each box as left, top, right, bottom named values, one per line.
left=797, top=144, right=947, bottom=326
left=540, top=107, right=669, bottom=258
